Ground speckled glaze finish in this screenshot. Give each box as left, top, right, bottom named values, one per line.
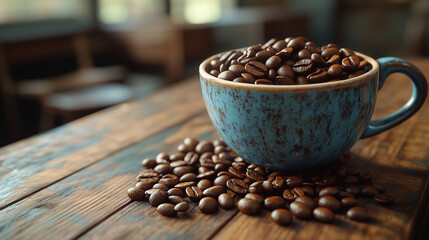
left=199, top=53, right=427, bottom=171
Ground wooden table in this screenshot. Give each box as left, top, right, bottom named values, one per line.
left=1, top=59, right=429, bottom=240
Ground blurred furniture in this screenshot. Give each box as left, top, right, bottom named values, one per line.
left=404, top=0, right=429, bottom=56
left=0, top=58, right=429, bottom=239
left=0, top=34, right=134, bottom=135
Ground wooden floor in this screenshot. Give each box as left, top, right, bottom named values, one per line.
left=0, top=59, right=429, bottom=240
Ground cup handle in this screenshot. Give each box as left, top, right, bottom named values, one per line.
left=361, top=57, right=428, bottom=138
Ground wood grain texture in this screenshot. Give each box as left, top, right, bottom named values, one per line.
left=0, top=79, right=204, bottom=209
left=0, top=114, right=223, bottom=240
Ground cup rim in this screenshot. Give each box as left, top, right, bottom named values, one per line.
left=199, top=49, right=379, bottom=91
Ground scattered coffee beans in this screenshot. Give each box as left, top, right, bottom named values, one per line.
left=127, top=138, right=393, bottom=225
left=207, top=37, right=372, bottom=85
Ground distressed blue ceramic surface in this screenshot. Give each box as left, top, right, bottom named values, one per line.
left=199, top=54, right=427, bottom=171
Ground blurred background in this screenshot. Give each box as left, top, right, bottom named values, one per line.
left=0, top=0, right=428, bottom=147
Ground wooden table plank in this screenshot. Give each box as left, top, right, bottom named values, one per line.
left=0, top=114, right=234, bottom=240
left=0, top=79, right=204, bottom=210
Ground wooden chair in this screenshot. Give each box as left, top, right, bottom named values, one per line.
left=0, top=34, right=135, bottom=137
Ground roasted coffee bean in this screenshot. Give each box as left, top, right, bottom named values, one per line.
left=371, top=183, right=386, bottom=193
left=318, top=196, right=340, bottom=212
left=340, top=197, right=358, bottom=208
left=272, top=40, right=287, bottom=51
left=218, top=193, right=234, bottom=209
left=170, top=152, right=185, bottom=161
left=128, top=187, right=146, bottom=201
left=178, top=143, right=193, bottom=153
left=210, top=59, right=222, bottom=70
left=327, top=43, right=339, bottom=49
left=218, top=71, right=235, bottom=80
left=313, top=207, right=334, bottom=223
left=199, top=197, right=218, bottom=214
left=339, top=48, right=355, bottom=57
left=158, top=174, right=179, bottom=187
left=328, top=64, right=342, bottom=78
left=199, top=152, right=213, bottom=161
left=283, top=189, right=299, bottom=202
left=301, top=186, right=315, bottom=197
left=348, top=70, right=366, bottom=79
left=265, top=56, right=282, bottom=69
left=311, top=53, right=327, bottom=66
left=295, top=196, right=316, bottom=209
left=271, top=209, right=292, bottom=226
left=237, top=198, right=260, bottom=215
left=154, top=164, right=172, bottom=174
left=209, top=70, right=220, bottom=77
left=241, top=73, right=255, bottom=83
left=200, top=158, right=215, bottom=168
left=214, top=163, right=226, bottom=172
left=286, top=176, right=304, bottom=188
left=157, top=203, right=176, bottom=217
left=203, top=186, right=226, bottom=198
left=197, top=179, right=213, bottom=191
left=197, top=170, right=216, bottom=180
left=242, top=193, right=264, bottom=205
left=174, top=181, right=196, bottom=190
left=342, top=56, right=360, bottom=72
left=262, top=180, right=274, bottom=193
left=228, top=167, right=246, bottom=179
left=305, top=44, right=318, bottom=54
left=255, top=50, right=274, bottom=62
left=307, top=69, right=328, bottom=83
left=298, top=49, right=311, bottom=59
left=219, top=51, right=233, bottom=62
left=293, top=59, right=313, bottom=73
left=198, top=167, right=210, bottom=174
left=174, top=202, right=189, bottom=212
left=264, top=196, right=286, bottom=210
left=321, top=47, right=340, bottom=59
left=186, top=186, right=204, bottom=201
left=276, top=47, right=294, bottom=59
left=214, top=175, right=231, bottom=187
left=226, top=179, right=249, bottom=194
left=262, top=38, right=277, bottom=49
left=338, top=191, right=354, bottom=198
left=135, top=182, right=152, bottom=191
left=246, top=167, right=265, bottom=182
left=229, top=64, right=246, bottom=75
left=168, top=188, right=185, bottom=197
left=183, top=137, right=199, bottom=148
left=359, top=60, right=370, bottom=70
left=296, top=75, right=309, bottom=84
left=249, top=181, right=263, bottom=194
left=277, top=65, right=295, bottom=79
left=275, top=76, right=295, bottom=85
left=374, top=193, right=393, bottom=204
left=142, top=158, right=157, bottom=169
left=345, top=185, right=360, bottom=196
left=343, top=175, right=360, bottom=185
left=195, top=141, right=214, bottom=154
left=180, top=173, right=197, bottom=182
left=149, top=189, right=168, bottom=207
left=319, top=187, right=339, bottom=197
left=287, top=37, right=305, bottom=50
left=144, top=188, right=159, bottom=197
left=156, top=152, right=170, bottom=162
left=153, top=183, right=169, bottom=191
left=290, top=201, right=311, bottom=219
left=184, top=152, right=199, bottom=165
left=245, top=61, right=268, bottom=77
left=233, top=77, right=247, bottom=83
left=347, top=206, right=369, bottom=221
left=173, top=166, right=194, bottom=177
left=271, top=176, right=284, bottom=191
left=170, top=160, right=187, bottom=168
left=361, top=185, right=379, bottom=197
left=136, top=173, right=159, bottom=184
left=255, top=78, right=273, bottom=85
left=168, top=195, right=186, bottom=205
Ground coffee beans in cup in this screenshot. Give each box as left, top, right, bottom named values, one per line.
left=127, top=138, right=393, bottom=226
left=206, top=36, right=372, bottom=85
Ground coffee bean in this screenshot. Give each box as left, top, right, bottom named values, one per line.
left=272, top=40, right=287, bottom=51
left=287, top=37, right=305, bottom=50
left=170, top=160, right=186, bottom=168
left=290, top=201, right=312, bottom=219
left=277, top=65, right=295, bottom=80
left=174, top=181, right=196, bottom=190
left=311, top=53, right=327, bottom=66
left=144, top=188, right=159, bottom=197
left=228, top=167, right=246, bottom=179
left=173, top=166, right=194, bottom=177
left=255, top=50, right=274, bottom=62
left=168, top=195, right=186, bottom=205
left=210, top=59, right=222, bottom=70
left=168, top=188, right=185, bottom=197
left=347, top=206, right=369, bottom=221
left=298, top=49, right=311, bottom=59
left=135, top=182, right=152, bottom=192
left=319, top=187, right=339, bottom=197
left=342, top=56, right=360, bottom=72
left=255, top=79, right=273, bottom=85
left=227, top=179, right=249, bottom=194
left=241, top=73, right=255, bottom=83
left=197, top=170, right=216, bottom=180
left=286, top=176, right=304, bottom=188
left=361, top=185, right=379, bottom=197
left=340, top=197, right=358, bottom=208
left=271, top=209, right=292, bottom=226
left=142, top=158, right=157, bottom=169
left=295, top=196, right=316, bottom=209
left=318, top=196, right=340, bottom=212
left=328, top=64, right=342, bottom=78
left=214, top=175, right=231, bottom=188
left=197, top=179, right=213, bottom=192
left=345, top=185, right=360, bottom=196
left=159, top=174, right=179, bottom=187
left=339, top=48, right=355, bottom=57
left=199, top=197, right=218, bottom=214
left=174, top=202, right=189, bottom=212
left=180, top=173, right=197, bottom=182
left=307, top=69, right=328, bottom=83
left=154, top=164, right=172, bottom=174
left=301, top=186, right=315, bottom=197
left=248, top=44, right=262, bottom=52
left=359, top=60, right=370, bottom=70
left=149, top=189, right=168, bottom=207
left=243, top=193, right=264, bottom=205
left=246, top=167, right=265, bottom=182
left=195, top=141, right=214, bottom=154
left=219, top=51, right=233, bottom=62
left=348, top=70, right=366, bottom=79
left=170, top=152, right=185, bottom=161
left=264, top=196, right=286, bottom=210
left=313, top=207, right=334, bottom=223
left=218, top=193, right=234, bottom=209
left=203, top=186, right=226, bottom=198
left=238, top=198, right=260, bottom=215
left=275, top=76, right=295, bottom=85
left=229, top=64, right=246, bottom=75
left=338, top=191, right=354, bottom=198
left=127, top=187, right=146, bottom=201
left=209, top=70, right=220, bottom=77
left=374, top=193, right=393, bottom=204
left=296, top=76, right=309, bottom=84
left=249, top=181, right=263, bottom=194
left=153, top=183, right=169, bottom=191
left=262, top=180, right=273, bottom=193
left=271, top=176, right=284, bottom=191
left=265, top=56, right=282, bottom=69
left=157, top=203, right=176, bottom=217
left=245, top=61, right=268, bottom=77
left=200, top=158, right=215, bottom=168
left=136, top=171, right=159, bottom=184
left=184, top=152, right=199, bottom=165
left=186, top=186, right=204, bottom=201
left=262, top=38, right=277, bottom=49
left=276, top=47, right=294, bottom=59
left=156, top=152, right=170, bottom=162
left=293, top=59, right=313, bottom=73
left=371, top=183, right=386, bottom=193
left=321, top=47, right=340, bottom=59
left=343, top=175, right=360, bottom=185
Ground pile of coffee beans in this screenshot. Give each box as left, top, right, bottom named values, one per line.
left=127, top=138, right=392, bottom=225
left=206, top=36, right=372, bottom=85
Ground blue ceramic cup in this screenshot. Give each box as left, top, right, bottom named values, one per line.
left=199, top=52, right=427, bottom=171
